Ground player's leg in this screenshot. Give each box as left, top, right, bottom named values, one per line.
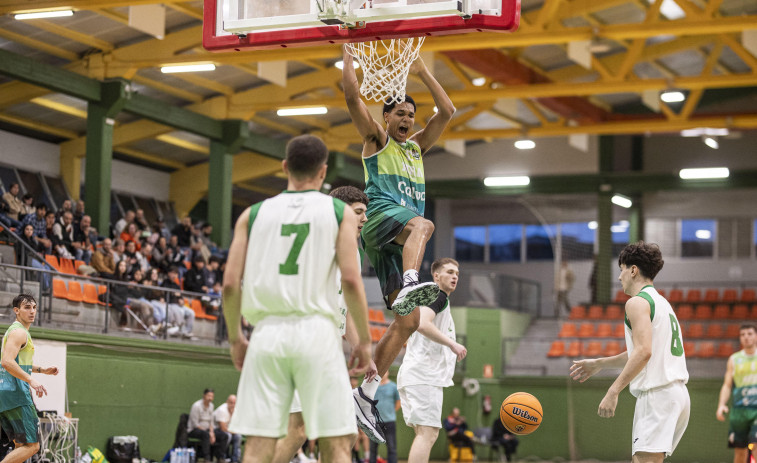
left=392, top=216, right=434, bottom=281
left=399, top=386, right=443, bottom=463
left=407, top=426, right=439, bottom=463
left=733, top=448, right=748, bottom=463
left=319, top=435, right=354, bottom=463
left=272, top=413, right=306, bottom=463
left=242, top=437, right=276, bottom=463
left=1, top=442, right=40, bottom=463
left=0, top=405, right=41, bottom=463
left=631, top=452, right=664, bottom=463
left=373, top=308, right=420, bottom=378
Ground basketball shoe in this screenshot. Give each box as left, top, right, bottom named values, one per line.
left=391, top=275, right=439, bottom=316
left=353, top=387, right=386, bottom=444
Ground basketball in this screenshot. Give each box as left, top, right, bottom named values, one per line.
left=500, top=392, right=543, bottom=435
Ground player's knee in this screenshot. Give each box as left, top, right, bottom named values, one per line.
left=417, top=218, right=434, bottom=236
left=28, top=442, right=40, bottom=454
left=396, top=310, right=420, bottom=332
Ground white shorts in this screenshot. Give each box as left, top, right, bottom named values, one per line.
left=229, top=315, right=356, bottom=440
left=632, top=381, right=690, bottom=457
left=290, top=391, right=302, bottom=414
left=399, top=385, right=444, bottom=428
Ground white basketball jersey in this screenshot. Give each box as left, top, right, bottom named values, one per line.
left=625, top=285, right=689, bottom=397
left=397, top=300, right=457, bottom=388
left=241, top=191, right=346, bottom=327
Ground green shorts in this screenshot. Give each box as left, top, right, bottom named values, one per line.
left=728, top=407, right=757, bottom=448
left=0, top=404, right=39, bottom=445
left=360, top=200, right=420, bottom=309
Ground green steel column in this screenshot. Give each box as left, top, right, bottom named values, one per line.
left=629, top=136, right=644, bottom=243
left=596, top=136, right=614, bottom=304
left=84, top=80, right=128, bottom=234
left=208, top=120, right=249, bottom=248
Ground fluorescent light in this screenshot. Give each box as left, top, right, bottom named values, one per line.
left=703, top=136, right=719, bottom=149
left=588, top=221, right=598, bottom=230
left=619, top=220, right=630, bottom=227
left=15, top=9, right=73, bottom=19
left=514, top=139, right=535, bottom=150
left=277, top=106, right=328, bottom=116
left=679, top=167, right=730, bottom=179
left=334, top=60, right=359, bottom=70
left=680, top=127, right=729, bottom=137
left=611, top=225, right=627, bottom=233
left=657, top=0, right=686, bottom=19
left=161, top=63, right=216, bottom=73
left=660, top=91, right=685, bottom=103
left=611, top=195, right=632, bottom=208
left=471, top=77, right=486, bottom=87
left=483, top=176, right=530, bottom=187
left=695, top=229, right=712, bottom=240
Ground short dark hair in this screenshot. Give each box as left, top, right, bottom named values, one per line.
left=383, top=95, right=416, bottom=116
left=739, top=324, right=757, bottom=333
left=329, top=186, right=369, bottom=206
left=168, top=266, right=179, bottom=274
left=13, top=293, right=36, bottom=310
left=45, top=211, right=55, bottom=218
left=285, top=135, right=329, bottom=179
left=22, top=193, right=33, bottom=201
left=432, top=257, right=459, bottom=274
left=35, top=202, right=47, bottom=210
left=203, top=388, right=214, bottom=395
left=618, top=241, right=664, bottom=280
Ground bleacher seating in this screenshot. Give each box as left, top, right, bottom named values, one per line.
left=686, top=289, right=702, bottom=303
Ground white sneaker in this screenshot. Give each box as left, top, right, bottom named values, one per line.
left=167, top=326, right=180, bottom=337
left=391, top=281, right=440, bottom=316
left=353, top=387, right=386, bottom=444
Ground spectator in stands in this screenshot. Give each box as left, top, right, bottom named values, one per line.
left=491, top=416, right=519, bottom=462
left=156, top=218, right=171, bottom=240
left=190, top=224, right=210, bottom=263
left=56, top=199, right=73, bottom=221
left=120, top=222, right=141, bottom=251
left=122, top=240, right=140, bottom=276
left=161, top=266, right=195, bottom=338
left=188, top=389, right=228, bottom=463
left=22, top=203, right=47, bottom=239
left=556, top=260, right=575, bottom=317
left=108, top=260, right=134, bottom=326
left=73, top=200, right=85, bottom=225
left=114, top=210, right=135, bottom=237
left=444, top=408, right=475, bottom=456
left=172, top=216, right=193, bottom=248
left=52, top=211, right=76, bottom=260
left=137, top=243, right=152, bottom=273
left=206, top=257, right=222, bottom=288
left=166, top=235, right=186, bottom=269
left=19, top=194, right=35, bottom=221
left=0, top=198, right=19, bottom=229
left=2, top=183, right=24, bottom=222
left=184, top=255, right=210, bottom=294
left=152, top=236, right=171, bottom=272
left=124, top=268, right=156, bottom=328
left=73, top=215, right=95, bottom=264
left=134, top=208, right=150, bottom=232
left=43, top=211, right=56, bottom=249
left=91, top=238, right=116, bottom=278
left=214, top=395, right=241, bottom=463
left=111, top=239, right=126, bottom=265
left=15, top=223, right=51, bottom=290
left=199, top=222, right=224, bottom=258
left=589, top=254, right=598, bottom=304
left=142, top=268, right=169, bottom=333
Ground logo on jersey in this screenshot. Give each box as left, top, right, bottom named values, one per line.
left=397, top=181, right=425, bottom=203
left=288, top=197, right=304, bottom=208
left=401, top=143, right=421, bottom=161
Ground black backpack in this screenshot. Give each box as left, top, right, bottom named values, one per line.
left=106, top=436, right=140, bottom=463
left=173, top=413, right=190, bottom=449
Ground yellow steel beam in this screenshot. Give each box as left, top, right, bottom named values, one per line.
left=93, top=8, right=129, bottom=25
left=533, top=0, right=564, bottom=30
left=0, top=28, right=78, bottom=61
left=2, top=0, right=188, bottom=13
left=26, top=19, right=114, bottom=51
left=131, top=74, right=204, bottom=103
left=166, top=2, right=203, bottom=19
left=0, top=112, right=78, bottom=139
left=172, top=73, right=235, bottom=96
left=155, top=134, right=209, bottom=154
left=448, top=103, right=494, bottom=129
left=677, top=43, right=724, bottom=120
left=705, top=0, right=724, bottom=17
left=30, top=97, right=88, bottom=118
left=250, top=116, right=301, bottom=136
left=720, top=34, right=757, bottom=71
left=520, top=99, right=550, bottom=126
left=436, top=54, right=474, bottom=89
left=116, top=147, right=186, bottom=169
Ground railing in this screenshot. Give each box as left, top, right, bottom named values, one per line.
left=453, top=270, right=541, bottom=315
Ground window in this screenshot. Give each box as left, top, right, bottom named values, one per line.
left=489, top=224, right=521, bottom=262
left=134, top=196, right=159, bottom=227
left=561, top=222, right=594, bottom=260
left=612, top=220, right=630, bottom=256
left=454, top=226, right=486, bottom=262
left=525, top=224, right=556, bottom=260
left=44, top=176, right=70, bottom=209
left=17, top=170, right=51, bottom=209
left=681, top=219, right=715, bottom=258
left=0, top=165, right=19, bottom=194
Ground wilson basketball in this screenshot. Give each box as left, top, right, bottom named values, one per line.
left=500, top=392, right=543, bottom=435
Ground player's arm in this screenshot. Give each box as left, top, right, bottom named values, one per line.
left=409, top=56, right=455, bottom=153
left=597, top=297, right=653, bottom=418
left=716, top=356, right=735, bottom=421
left=570, top=350, right=629, bottom=382
left=344, top=312, right=378, bottom=379
left=31, top=365, right=59, bottom=375
left=223, top=209, right=251, bottom=370
left=1, top=331, right=47, bottom=397
left=417, top=306, right=467, bottom=361
left=342, top=47, right=385, bottom=147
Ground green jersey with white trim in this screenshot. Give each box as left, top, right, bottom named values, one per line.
left=730, top=350, right=757, bottom=408
left=363, top=137, right=425, bottom=216
left=0, top=321, right=34, bottom=412
left=241, top=190, right=347, bottom=327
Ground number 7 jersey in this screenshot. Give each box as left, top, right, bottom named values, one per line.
left=241, top=190, right=347, bottom=327
left=625, top=285, right=689, bottom=397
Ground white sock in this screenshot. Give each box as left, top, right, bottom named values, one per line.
left=402, top=269, right=419, bottom=285
left=360, top=374, right=381, bottom=399
left=364, top=451, right=370, bottom=460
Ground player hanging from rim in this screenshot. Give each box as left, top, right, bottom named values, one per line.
left=342, top=45, right=456, bottom=444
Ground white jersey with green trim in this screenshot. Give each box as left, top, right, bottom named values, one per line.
left=397, top=299, right=456, bottom=388
left=241, top=190, right=346, bottom=327
left=624, top=285, right=689, bottom=397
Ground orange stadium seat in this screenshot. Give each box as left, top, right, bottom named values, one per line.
left=372, top=309, right=386, bottom=324
left=699, top=342, right=716, bottom=358
left=587, top=305, right=604, bottom=320
left=44, top=255, right=61, bottom=272
left=717, top=342, right=736, bottom=358
left=605, top=304, right=623, bottom=319
left=668, top=289, right=684, bottom=303
left=694, top=304, right=712, bottom=319
left=751, top=304, right=757, bottom=320
left=52, top=279, right=67, bottom=299
left=66, top=281, right=84, bottom=302
left=370, top=327, right=382, bottom=342
left=614, top=324, right=626, bottom=338
left=686, top=289, right=702, bottom=303
left=577, top=323, right=595, bottom=338
left=713, top=304, right=730, bottom=320
left=82, top=283, right=99, bottom=305
left=59, top=258, right=76, bottom=275
left=614, top=291, right=630, bottom=303
left=603, top=341, right=622, bottom=357
left=683, top=341, right=696, bottom=358
left=569, top=305, right=586, bottom=320
left=731, top=304, right=749, bottom=319
left=686, top=323, right=704, bottom=339
left=742, top=289, right=756, bottom=302
left=97, top=285, right=108, bottom=306
left=547, top=341, right=565, bottom=358
left=368, top=309, right=379, bottom=322
left=584, top=341, right=602, bottom=357
left=558, top=323, right=578, bottom=338
left=706, top=324, right=724, bottom=339
left=596, top=323, right=613, bottom=338
left=704, top=289, right=720, bottom=302
left=722, top=289, right=738, bottom=303
left=726, top=324, right=740, bottom=338
left=566, top=341, right=582, bottom=357
left=656, top=288, right=666, bottom=298
left=74, top=260, right=86, bottom=273
left=676, top=304, right=694, bottom=320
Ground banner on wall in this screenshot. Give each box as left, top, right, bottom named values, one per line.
left=31, top=339, right=67, bottom=416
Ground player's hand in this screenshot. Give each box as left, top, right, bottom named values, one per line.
left=364, top=359, right=378, bottom=383
left=209, top=433, right=216, bottom=445
left=30, top=379, right=47, bottom=398
left=450, top=342, right=467, bottom=362
left=570, top=358, right=602, bottom=382
left=229, top=337, right=249, bottom=372
left=348, top=341, right=372, bottom=377
left=43, top=367, right=59, bottom=375
left=716, top=404, right=729, bottom=421
left=409, top=55, right=427, bottom=75
left=598, top=391, right=618, bottom=418
left=342, top=45, right=353, bottom=64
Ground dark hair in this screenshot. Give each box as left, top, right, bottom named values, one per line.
left=203, top=388, right=214, bottom=395
left=329, top=186, right=369, bottom=206
left=13, top=293, right=36, bottom=310
left=35, top=202, right=47, bottom=210
left=383, top=95, right=416, bottom=116
left=168, top=266, right=180, bottom=275
left=285, top=134, right=329, bottom=179
left=432, top=257, right=459, bottom=274
left=9, top=182, right=19, bottom=190
left=45, top=211, right=55, bottom=218
left=739, top=324, right=757, bottom=333
left=618, top=241, right=664, bottom=280
left=22, top=193, right=33, bottom=201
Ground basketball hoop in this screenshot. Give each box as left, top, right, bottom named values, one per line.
left=345, top=37, right=425, bottom=105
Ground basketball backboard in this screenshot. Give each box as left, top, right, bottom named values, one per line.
left=203, top=0, right=520, bottom=52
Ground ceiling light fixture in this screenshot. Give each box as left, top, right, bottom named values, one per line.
left=161, top=63, right=216, bottom=73
left=334, top=60, right=359, bottom=70
left=277, top=106, right=328, bottom=116
left=514, top=139, right=535, bottom=150
left=611, top=194, right=633, bottom=208
left=471, top=77, right=486, bottom=87
left=483, top=176, right=530, bottom=187
left=679, top=167, right=730, bottom=179
left=660, top=90, right=685, bottom=103
left=695, top=229, right=712, bottom=240
left=703, top=136, right=719, bottom=149
left=15, top=9, right=73, bottom=19
left=680, top=127, right=729, bottom=137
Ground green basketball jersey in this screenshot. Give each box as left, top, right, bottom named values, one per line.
left=0, top=321, right=34, bottom=412
left=730, top=350, right=757, bottom=408
left=363, top=137, right=425, bottom=216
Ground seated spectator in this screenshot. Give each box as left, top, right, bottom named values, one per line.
left=444, top=408, right=475, bottom=456
left=111, top=238, right=126, bottom=265
left=73, top=200, right=85, bottom=225
left=206, top=257, right=222, bottom=288
left=56, top=199, right=73, bottom=221
left=51, top=211, right=76, bottom=260
left=105, top=260, right=134, bottom=326
left=113, top=209, right=132, bottom=236
left=152, top=236, right=171, bottom=272
left=120, top=222, right=141, bottom=251
left=188, top=389, right=228, bottom=463
left=15, top=223, right=52, bottom=290
left=214, top=395, right=240, bottom=463
left=2, top=183, right=24, bottom=223
left=184, top=255, right=210, bottom=294
left=73, top=214, right=96, bottom=264
left=91, top=238, right=116, bottom=278
left=123, top=268, right=156, bottom=328
left=134, top=208, right=150, bottom=232
left=491, top=417, right=519, bottom=462
left=190, top=224, right=210, bottom=263
left=206, top=281, right=222, bottom=315
left=166, top=235, right=186, bottom=267
left=122, top=240, right=141, bottom=276
left=19, top=194, right=35, bottom=221
left=137, top=243, right=152, bottom=273
left=156, top=218, right=171, bottom=240
left=160, top=266, right=194, bottom=338
left=172, top=216, right=193, bottom=248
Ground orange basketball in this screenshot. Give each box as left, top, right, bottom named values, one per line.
left=500, top=392, right=543, bottom=435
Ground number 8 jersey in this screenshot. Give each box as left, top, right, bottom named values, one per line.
left=241, top=190, right=347, bottom=327
left=625, top=285, right=689, bottom=397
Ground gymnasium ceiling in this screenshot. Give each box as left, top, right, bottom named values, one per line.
left=0, top=0, right=756, bottom=210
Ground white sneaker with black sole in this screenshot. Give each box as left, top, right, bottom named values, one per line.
left=353, top=387, right=386, bottom=444
left=391, top=281, right=440, bottom=316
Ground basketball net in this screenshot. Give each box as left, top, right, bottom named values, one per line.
left=345, top=37, right=425, bottom=104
